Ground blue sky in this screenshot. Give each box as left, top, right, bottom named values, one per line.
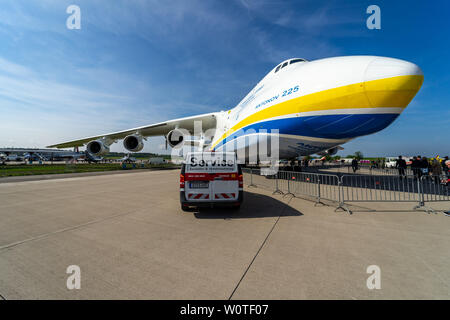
left=0, top=0, right=448, bottom=157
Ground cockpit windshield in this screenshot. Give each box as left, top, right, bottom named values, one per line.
left=290, top=58, right=306, bottom=64
left=274, top=58, right=307, bottom=73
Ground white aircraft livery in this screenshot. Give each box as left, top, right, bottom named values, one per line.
left=48, top=56, right=424, bottom=160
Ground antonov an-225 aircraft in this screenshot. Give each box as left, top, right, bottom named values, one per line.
left=48, top=56, right=424, bottom=161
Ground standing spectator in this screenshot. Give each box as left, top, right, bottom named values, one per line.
left=289, top=159, right=295, bottom=171
left=351, top=158, right=359, bottom=173
left=416, top=156, right=423, bottom=178
left=411, top=156, right=419, bottom=177
left=420, top=156, right=430, bottom=179
left=431, top=157, right=443, bottom=184
left=442, top=156, right=449, bottom=177
left=396, top=156, right=407, bottom=178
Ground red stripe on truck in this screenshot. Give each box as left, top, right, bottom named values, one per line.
left=184, top=173, right=238, bottom=181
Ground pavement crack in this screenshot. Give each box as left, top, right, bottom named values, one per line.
left=0, top=210, right=137, bottom=252
left=228, top=197, right=292, bottom=300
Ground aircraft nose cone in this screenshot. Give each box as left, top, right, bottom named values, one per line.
left=364, top=57, right=424, bottom=109
left=365, top=57, right=423, bottom=81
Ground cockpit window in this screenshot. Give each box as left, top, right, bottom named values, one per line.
left=275, top=59, right=307, bottom=73
left=290, top=58, right=305, bottom=64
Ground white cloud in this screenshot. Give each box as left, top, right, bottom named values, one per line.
left=0, top=54, right=221, bottom=151
left=0, top=0, right=355, bottom=152
left=0, top=56, right=150, bottom=147
left=0, top=57, right=32, bottom=77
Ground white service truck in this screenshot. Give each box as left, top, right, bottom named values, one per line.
left=180, top=152, right=243, bottom=211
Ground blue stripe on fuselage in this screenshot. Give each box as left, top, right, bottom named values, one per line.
left=213, top=113, right=399, bottom=150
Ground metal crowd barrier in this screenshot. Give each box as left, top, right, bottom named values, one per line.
left=354, top=166, right=414, bottom=176
left=338, top=175, right=449, bottom=212
left=339, top=175, right=420, bottom=202
left=305, top=164, right=415, bottom=176
left=243, top=168, right=340, bottom=205
left=417, top=175, right=450, bottom=205
left=243, top=168, right=449, bottom=215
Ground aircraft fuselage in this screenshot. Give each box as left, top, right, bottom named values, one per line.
left=210, top=56, right=423, bottom=159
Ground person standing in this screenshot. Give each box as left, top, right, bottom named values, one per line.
left=351, top=158, right=359, bottom=173
left=420, top=156, right=430, bottom=180
left=416, top=156, right=423, bottom=178
left=431, top=157, right=443, bottom=184
left=442, top=156, right=449, bottom=177
left=396, top=155, right=407, bottom=178
left=303, top=158, right=309, bottom=168
left=411, top=156, right=419, bottom=177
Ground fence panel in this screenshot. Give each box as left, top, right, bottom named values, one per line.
left=274, top=171, right=340, bottom=203
left=242, top=167, right=275, bottom=191
left=419, top=176, right=450, bottom=202
left=317, top=173, right=341, bottom=203
left=243, top=167, right=449, bottom=213
left=340, top=175, right=421, bottom=202
left=301, top=164, right=415, bottom=176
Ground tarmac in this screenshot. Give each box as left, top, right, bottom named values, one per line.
left=0, top=170, right=449, bottom=299
left=0, top=167, right=175, bottom=184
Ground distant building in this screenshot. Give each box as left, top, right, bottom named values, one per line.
left=149, top=157, right=165, bottom=164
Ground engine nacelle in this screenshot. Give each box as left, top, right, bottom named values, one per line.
left=166, top=129, right=184, bottom=148
left=317, top=147, right=339, bottom=156
left=86, top=140, right=110, bottom=156
left=123, top=134, right=144, bottom=152
left=326, top=147, right=339, bottom=156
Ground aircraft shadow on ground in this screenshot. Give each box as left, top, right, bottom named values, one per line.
left=193, top=191, right=302, bottom=219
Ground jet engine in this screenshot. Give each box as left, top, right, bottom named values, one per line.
left=317, top=147, right=339, bottom=156
left=166, top=129, right=184, bottom=148
left=86, top=140, right=110, bottom=156
left=123, top=134, right=144, bottom=152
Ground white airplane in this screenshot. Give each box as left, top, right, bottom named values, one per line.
left=119, top=154, right=137, bottom=163
left=48, top=56, right=423, bottom=161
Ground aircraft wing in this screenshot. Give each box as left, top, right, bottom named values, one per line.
left=47, top=112, right=218, bottom=148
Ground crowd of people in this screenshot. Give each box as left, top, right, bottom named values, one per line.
left=369, top=158, right=386, bottom=169
left=280, top=156, right=449, bottom=185
left=404, top=155, right=449, bottom=183
left=356, top=155, right=449, bottom=184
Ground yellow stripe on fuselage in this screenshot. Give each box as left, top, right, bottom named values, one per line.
left=211, top=74, right=423, bottom=149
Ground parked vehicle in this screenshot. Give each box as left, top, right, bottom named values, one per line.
left=180, top=152, right=243, bottom=211
left=385, top=156, right=412, bottom=168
